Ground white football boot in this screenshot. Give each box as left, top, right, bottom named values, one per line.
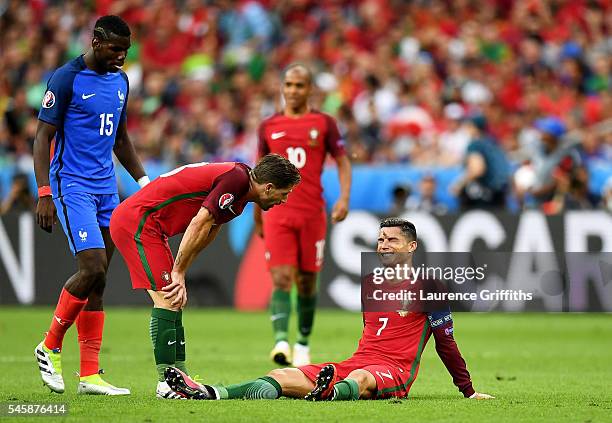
left=270, top=340, right=292, bottom=366
left=77, top=370, right=130, bottom=395
left=35, top=341, right=65, bottom=393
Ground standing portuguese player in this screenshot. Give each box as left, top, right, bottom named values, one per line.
left=33, top=15, right=149, bottom=395
left=255, top=63, right=352, bottom=367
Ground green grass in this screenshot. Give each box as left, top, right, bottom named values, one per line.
left=1, top=308, right=611, bottom=422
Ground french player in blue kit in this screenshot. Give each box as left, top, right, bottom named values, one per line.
left=33, top=15, right=149, bottom=396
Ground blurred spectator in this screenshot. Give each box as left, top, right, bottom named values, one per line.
left=453, top=115, right=510, bottom=209
left=602, top=177, right=612, bottom=213
left=388, top=184, right=411, bottom=216
left=521, top=117, right=585, bottom=208
left=405, top=174, right=448, bottom=215
left=0, top=0, right=610, bottom=209
left=542, top=155, right=597, bottom=214
left=0, top=173, right=34, bottom=215
left=438, top=103, right=471, bottom=166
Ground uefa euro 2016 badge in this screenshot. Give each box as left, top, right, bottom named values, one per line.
left=308, top=128, right=319, bottom=147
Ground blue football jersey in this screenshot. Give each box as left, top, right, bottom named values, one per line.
left=38, top=55, right=129, bottom=196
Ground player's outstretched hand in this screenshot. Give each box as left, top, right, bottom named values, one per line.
left=36, top=196, right=57, bottom=233
left=162, top=271, right=187, bottom=308
left=469, top=392, right=495, bottom=400
left=331, top=199, right=349, bottom=223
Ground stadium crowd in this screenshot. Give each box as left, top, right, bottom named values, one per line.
left=1, top=0, right=610, bottom=213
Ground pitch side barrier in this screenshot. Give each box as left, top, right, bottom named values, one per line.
left=1, top=210, right=610, bottom=311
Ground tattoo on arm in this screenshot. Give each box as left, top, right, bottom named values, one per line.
left=175, top=252, right=183, bottom=266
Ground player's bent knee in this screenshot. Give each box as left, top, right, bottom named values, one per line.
left=147, top=290, right=181, bottom=311
left=346, top=369, right=376, bottom=398
left=79, top=266, right=107, bottom=286
left=267, top=368, right=289, bottom=382
left=266, top=368, right=313, bottom=398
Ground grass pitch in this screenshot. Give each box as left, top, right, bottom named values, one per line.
left=0, top=308, right=610, bottom=422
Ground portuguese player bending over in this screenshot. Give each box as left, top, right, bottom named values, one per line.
left=109, top=155, right=300, bottom=399
left=164, top=218, right=494, bottom=401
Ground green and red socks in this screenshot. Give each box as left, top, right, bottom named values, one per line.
left=150, top=308, right=189, bottom=381
left=270, top=289, right=291, bottom=343
left=175, top=310, right=188, bottom=374
left=330, top=379, right=360, bottom=400
left=213, top=376, right=282, bottom=400
left=271, top=290, right=317, bottom=346
left=296, top=294, right=317, bottom=346
left=150, top=308, right=177, bottom=381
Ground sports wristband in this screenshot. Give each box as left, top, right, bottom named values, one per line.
left=137, top=175, right=150, bottom=188
left=38, top=186, right=52, bottom=197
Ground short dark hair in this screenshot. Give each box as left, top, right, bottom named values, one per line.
left=283, top=63, right=312, bottom=85
left=93, top=15, right=131, bottom=40
left=252, top=154, right=301, bottom=189
left=380, top=217, right=417, bottom=241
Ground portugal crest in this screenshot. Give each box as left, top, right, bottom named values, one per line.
left=308, top=128, right=319, bottom=147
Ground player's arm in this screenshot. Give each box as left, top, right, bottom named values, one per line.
left=162, top=207, right=216, bottom=307
left=113, top=119, right=149, bottom=187
left=427, top=311, right=494, bottom=399
left=33, top=121, right=58, bottom=232
left=332, top=154, right=351, bottom=223
left=324, top=115, right=351, bottom=223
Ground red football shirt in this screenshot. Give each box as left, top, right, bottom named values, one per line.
left=354, top=275, right=475, bottom=396
left=258, top=111, right=346, bottom=214
left=122, top=162, right=251, bottom=236
left=354, top=310, right=431, bottom=370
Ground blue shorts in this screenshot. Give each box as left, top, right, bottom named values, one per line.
left=53, top=192, right=120, bottom=255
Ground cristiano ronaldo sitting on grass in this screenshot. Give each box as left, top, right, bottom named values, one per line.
left=164, top=218, right=495, bottom=401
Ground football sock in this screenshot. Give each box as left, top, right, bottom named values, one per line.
left=175, top=310, right=188, bottom=374
left=44, top=288, right=88, bottom=351
left=76, top=310, right=104, bottom=377
left=296, top=294, right=317, bottom=346
left=150, top=308, right=178, bottom=382
left=215, top=376, right=282, bottom=399
left=331, top=379, right=360, bottom=401
left=270, top=289, right=291, bottom=342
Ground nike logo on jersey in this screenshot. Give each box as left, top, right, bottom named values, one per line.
left=180, top=341, right=186, bottom=346
left=82, top=93, right=96, bottom=100
left=271, top=131, right=286, bottom=140
left=167, top=340, right=176, bottom=345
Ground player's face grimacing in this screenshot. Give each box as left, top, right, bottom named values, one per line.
left=93, top=34, right=130, bottom=73
left=377, top=226, right=416, bottom=266
left=282, top=69, right=311, bottom=111
left=259, top=184, right=294, bottom=210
